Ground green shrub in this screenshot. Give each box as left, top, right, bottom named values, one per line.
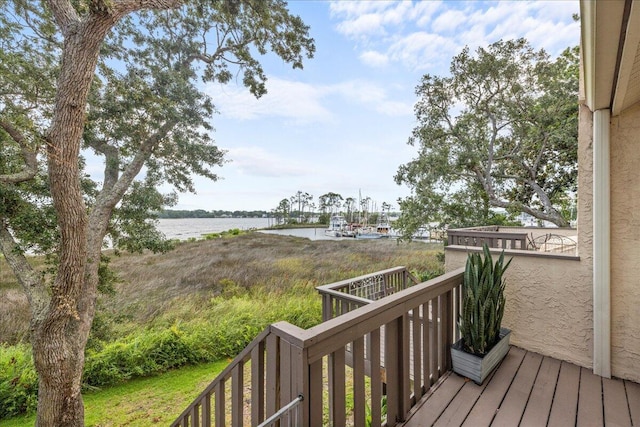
left=0, top=345, right=38, bottom=418
left=84, top=327, right=198, bottom=387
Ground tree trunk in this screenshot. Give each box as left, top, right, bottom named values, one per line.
left=32, top=326, right=85, bottom=427
left=34, top=15, right=115, bottom=427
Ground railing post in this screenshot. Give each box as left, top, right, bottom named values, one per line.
left=322, top=293, right=335, bottom=321
left=384, top=314, right=410, bottom=425
left=291, top=343, right=306, bottom=427
left=251, top=342, right=265, bottom=425
left=385, top=318, right=400, bottom=426
left=266, top=333, right=280, bottom=419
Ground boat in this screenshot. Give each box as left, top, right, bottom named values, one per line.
left=355, top=226, right=384, bottom=239
left=325, top=215, right=355, bottom=237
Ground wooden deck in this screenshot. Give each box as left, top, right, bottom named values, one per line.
left=403, top=346, right=640, bottom=427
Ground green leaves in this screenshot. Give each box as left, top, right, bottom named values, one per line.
left=459, top=244, right=511, bottom=355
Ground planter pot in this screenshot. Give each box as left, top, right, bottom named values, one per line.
left=451, top=328, right=511, bottom=385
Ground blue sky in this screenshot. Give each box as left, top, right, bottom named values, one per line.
left=172, top=0, right=580, bottom=212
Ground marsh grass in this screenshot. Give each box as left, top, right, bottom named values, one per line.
left=0, top=232, right=443, bottom=420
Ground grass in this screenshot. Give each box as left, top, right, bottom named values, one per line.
left=1, top=232, right=444, bottom=421
left=3, top=360, right=228, bottom=427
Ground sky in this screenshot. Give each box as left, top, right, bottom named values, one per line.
left=169, top=0, right=580, bottom=212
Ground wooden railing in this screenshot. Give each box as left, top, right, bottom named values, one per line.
left=172, top=267, right=465, bottom=427
left=447, top=227, right=528, bottom=250
left=316, top=267, right=419, bottom=321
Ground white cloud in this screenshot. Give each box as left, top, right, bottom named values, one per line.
left=227, top=146, right=315, bottom=177
left=387, top=32, right=459, bottom=71
left=330, top=1, right=415, bottom=40
left=360, top=50, right=389, bottom=67
left=413, top=1, right=444, bottom=27
left=206, top=78, right=333, bottom=123
left=207, top=76, right=412, bottom=121
left=329, top=1, right=395, bottom=18
left=431, top=9, right=468, bottom=34
left=328, top=1, right=579, bottom=72
left=331, top=80, right=413, bottom=116
left=335, top=12, right=386, bottom=38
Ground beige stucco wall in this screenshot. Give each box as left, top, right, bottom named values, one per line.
left=445, top=249, right=592, bottom=368
left=610, top=103, right=640, bottom=382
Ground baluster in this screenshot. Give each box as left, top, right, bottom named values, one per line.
left=422, top=300, right=432, bottom=388
left=412, top=304, right=423, bottom=400
left=353, top=336, right=366, bottom=426
left=432, top=297, right=441, bottom=382
left=202, top=392, right=211, bottom=427
left=329, top=347, right=346, bottom=426
left=231, top=363, right=243, bottom=426
left=370, top=329, right=382, bottom=427
left=266, top=334, right=280, bottom=418
left=280, top=338, right=292, bottom=425
left=308, top=358, right=323, bottom=425
left=385, top=318, right=400, bottom=426
left=190, top=404, right=199, bottom=427
left=214, top=380, right=225, bottom=427
left=251, top=342, right=265, bottom=425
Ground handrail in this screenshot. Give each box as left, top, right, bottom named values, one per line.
left=173, top=267, right=464, bottom=427
left=315, top=266, right=410, bottom=294
left=256, top=395, right=304, bottom=427
left=304, top=268, right=463, bottom=362
left=447, top=228, right=528, bottom=250
left=317, top=266, right=417, bottom=321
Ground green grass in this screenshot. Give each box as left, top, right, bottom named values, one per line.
left=3, top=360, right=228, bottom=427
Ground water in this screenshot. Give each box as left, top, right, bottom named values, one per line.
left=156, top=217, right=270, bottom=240
left=156, top=218, right=334, bottom=241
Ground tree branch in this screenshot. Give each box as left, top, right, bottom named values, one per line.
left=0, top=120, right=39, bottom=184
left=109, top=0, right=183, bottom=18
left=88, top=119, right=178, bottom=244
left=0, top=221, right=50, bottom=320
left=86, top=138, right=119, bottom=191
left=45, top=0, right=80, bottom=35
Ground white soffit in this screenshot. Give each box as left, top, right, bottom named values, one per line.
left=613, top=1, right=640, bottom=115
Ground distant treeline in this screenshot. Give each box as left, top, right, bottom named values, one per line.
left=158, top=209, right=269, bottom=219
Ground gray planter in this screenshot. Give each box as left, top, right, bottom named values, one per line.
left=451, top=328, right=511, bottom=384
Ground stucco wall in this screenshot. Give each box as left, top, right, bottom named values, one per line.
left=445, top=249, right=592, bottom=368
left=610, top=103, right=640, bottom=382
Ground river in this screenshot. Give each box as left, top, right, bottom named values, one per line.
left=156, top=218, right=334, bottom=241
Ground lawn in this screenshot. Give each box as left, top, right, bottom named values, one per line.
left=3, top=360, right=228, bottom=427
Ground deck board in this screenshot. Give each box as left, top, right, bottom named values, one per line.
left=491, top=351, right=542, bottom=426
left=519, top=356, right=560, bottom=427
left=547, top=361, right=580, bottom=427
left=407, top=373, right=465, bottom=426
left=577, top=367, right=603, bottom=426
left=402, top=347, right=640, bottom=427
left=460, top=347, right=526, bottom=427
left=603, top=377, right=632, bottom=427
left=627, top=380, right=640, bottom=426
left=432, top=370, right=496, bottom=427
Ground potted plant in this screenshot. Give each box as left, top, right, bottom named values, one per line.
left=451, top=243, right=512, bottom=384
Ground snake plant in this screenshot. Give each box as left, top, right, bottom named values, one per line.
left=459, top=244, right=512, bottom=356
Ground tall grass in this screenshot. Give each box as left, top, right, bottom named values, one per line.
left=0, top=233, right=444, bottom=419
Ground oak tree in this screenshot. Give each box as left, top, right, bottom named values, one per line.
left=0, top=1, right=314, bottom=425
left=395, top=39, right=578, bottom=235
